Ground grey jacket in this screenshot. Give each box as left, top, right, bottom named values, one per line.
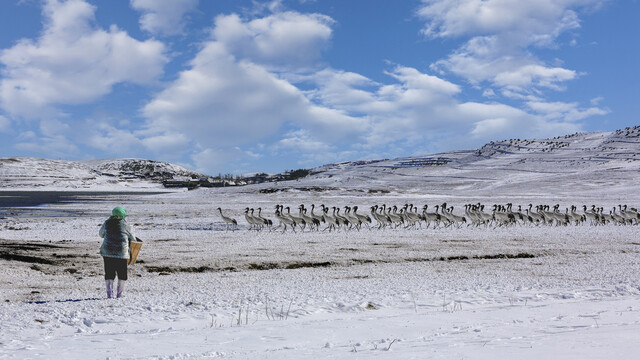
left=99, top=217, right=136, bottom=259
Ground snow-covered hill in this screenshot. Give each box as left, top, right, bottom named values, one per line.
left=1, top=126, right=639, bottom=194
left=0, top=158, right=206, bottom=190
left=288, top=126, right=640, bottom=197
left=85, top=158, right=205, bottom=181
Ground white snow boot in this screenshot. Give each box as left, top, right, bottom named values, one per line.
left=106, top=279, right=114, bottom=298
left=117, top=279, right=126, bottom=298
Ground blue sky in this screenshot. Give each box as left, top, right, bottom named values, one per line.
left=0, top=0, right=638, bottom=175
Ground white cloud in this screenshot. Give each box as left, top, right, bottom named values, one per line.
left=469, top=115, right=580, bottom=140
left=141, top=132, right=190, bottom=153
left=130, top=0, right=199, bottom=36
left=419, top=0, right=604, bottom=96
left=15, top=135, right=79, bottom=157
left=304, top=69, right=380, bottom=112
left=275, top=129, right=331, bottom=152
left=310, top=66, right=460, bottom=117
left=303, top=105, right=369, bottom=141
left=17, top=131, right=37, bottom=141
left=306, top=66, right=466, bottom=147
left=309, top=65, right=595, bottom=150
left=212, top=12, right=334, bottom=70
left=527, top=101, right=579, bottom=114
left=10, top=117, right=148, bottom=159
left=460, top=102, right=536, bottom=140
left=418, top=0, right=597, bottom=43
left=464, top=101, right=582, bottom=140
left=470, top=117, right=512, bottom=137
left=138, top=6, right=608, bottom=174
left=458, top=101, right=527, bottom=120
left=0, top=0, right=167, bottom=118
left=191, top=147, right=254, bottom=175
left=500, top=89, right=543, bottom=101
left=142, top=41, right=308, bottom=148
left=82, top=122, right=143, bottom=154
left=385, top=66, right=461, bottom=98
left=141, top=11, right=367, bottom=162
left=191, top=148, right=220, bottom=174
left=272, top=129, right=361, bottom=167
left=141, top=41, right=369, bottom=150
left=432, top=35, right=578, bottom=92
left=526, top=100, right=609, bottom=121
left=493, top=64, right=576, bottom=90
left=482, top=89, right=496, bottom=98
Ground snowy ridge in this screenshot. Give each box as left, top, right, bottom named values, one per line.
left=0, top=157, right=205, bottom=190
left=84, top=158, right=205, bottom=180
left=294, top=126, right=640, bottom=197
left=0, top=158, right=101, bottom=189
left=1, top=126, right=639, bottom=194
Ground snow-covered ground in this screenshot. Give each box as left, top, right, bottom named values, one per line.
left=2, top=184, right=640, bottom=359
left=2, top=128, right=640, bottom=358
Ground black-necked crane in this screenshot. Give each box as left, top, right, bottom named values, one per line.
left=217, top=208, right=237, bottom=231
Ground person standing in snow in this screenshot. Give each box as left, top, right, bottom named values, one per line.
left=99, top=206, right=136, bottom=298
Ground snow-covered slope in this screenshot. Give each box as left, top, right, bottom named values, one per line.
left=84, top=158, right=205, bottom=181
left=0, top=158, right=205, bottom=190
left=1, top=126, right=639, bottom=194
left=289, top=126, right=640, bottom=197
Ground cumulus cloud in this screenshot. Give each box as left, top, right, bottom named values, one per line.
left=130, top=0, right=199, bottom=36
left=274, top=129, right=331, bottom=152
left=212, top=11, right=334, bottom=70
left=418, top=0, right=590, bottom=43
left=463, top=101, right=582, bottom=141
left=0, top=0, right=167, bottom=118
left=137, top=5, right=608, bottom=174
left=140, top=10, right=368, bottom=169
left=191, top=146, right=258, bottom=175
left=81, top=122, right=144, bottom=154
left=433, top=35, right=579, bottom=92
left=309, top=64, right=591, bottom=153
left=494, top=64, right=577, bottom=90
left=141, top=132, right=191, bottom=153
left=469, top=115, right=580, bottom=140
left=310, top=66, right=460, bottom=118
left=461, top=102, right=535, bottom=139
left=9, top=116, right=149, bottom=159
left=142, top=41, right=309, bottom=147
left=306, top=66, right=465, bottom=147
left=0, top=1, right=613, bottom=175
left=470, top=117, right=512, bottom=137
left=271, top=129, right=365, bottom=167
left=420, top=0, right=604, bottom=95
left=526, top=100, right=609, bottom=121
left=15, top=134, right=80, bottom=157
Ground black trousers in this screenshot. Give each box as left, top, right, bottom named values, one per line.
left=103, top=257, right=128, bottom=280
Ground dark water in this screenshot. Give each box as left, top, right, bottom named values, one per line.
left=0, top=191, right=167, bottom=208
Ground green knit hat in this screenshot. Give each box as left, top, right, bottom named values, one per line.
left=112, top=206, right=127, bottom=219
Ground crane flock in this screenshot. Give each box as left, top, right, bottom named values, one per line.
left=216, top=203, right=640, bottom=232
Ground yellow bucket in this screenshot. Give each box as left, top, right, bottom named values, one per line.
left=128, top=240, right=143, bottom=265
